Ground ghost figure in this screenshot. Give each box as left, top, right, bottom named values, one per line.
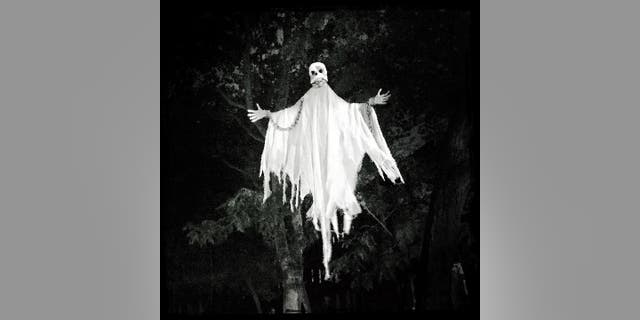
left=247, top=62, right=404, bottom=279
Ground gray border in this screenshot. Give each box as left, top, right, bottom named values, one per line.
left=0, top=0, right=638, bottom=318
left=0, top=1, right=159, bottom=319
left=482, top=1, right=640, bottom=319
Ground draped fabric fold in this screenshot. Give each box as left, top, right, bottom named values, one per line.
left=259, top=83, right=403, bottom=279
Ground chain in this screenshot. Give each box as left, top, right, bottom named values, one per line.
left=271, top=98, right=304, bottom=131
left=270, top=98, right=372, bottom=132
left=364, top=102, right=374, bottom=131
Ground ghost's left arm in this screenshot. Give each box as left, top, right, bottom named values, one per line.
left=359, top=89, right=390, bottom=130
left=367, top=88, right=391, bottom=106
left=358, top=88, right=391, bottom=132
left=353, top=89, right=404, bottom=183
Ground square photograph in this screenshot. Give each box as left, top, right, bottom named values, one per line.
left=162, top=4, right=478, bottom=316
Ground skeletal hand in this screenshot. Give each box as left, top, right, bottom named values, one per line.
left=369, top=88, right=391, bottom=105
left=247, top=103, right=271, bottom=122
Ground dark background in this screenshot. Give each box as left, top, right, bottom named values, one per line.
left=162, top=2, right=478, bottom=317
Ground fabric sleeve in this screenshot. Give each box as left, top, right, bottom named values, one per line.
left=259, top=98, right=304, bottom=203
left=268, top=98, right=303, bottom=130
left=347, top=102, right=404, bottom=183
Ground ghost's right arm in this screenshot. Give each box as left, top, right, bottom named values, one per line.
left=247, top=103, right=271, bottom=122
left=256, top=97, right=304, bottom=205
left=248, top=98, right=304, bottom=130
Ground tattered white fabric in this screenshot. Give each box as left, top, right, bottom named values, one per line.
left=259, top=81, right=403, bottom=279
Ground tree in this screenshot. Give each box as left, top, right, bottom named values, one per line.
left=416, top=11, right=477, bottom=310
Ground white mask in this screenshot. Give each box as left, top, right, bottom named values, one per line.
left=308, top=62, right=328, bottom=85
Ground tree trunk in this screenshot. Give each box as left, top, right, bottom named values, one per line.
left=409, top=273, right=417, bottom=311
left=273, top=205, right=312, bottom=313
left=244, top=277, right=263, bottom=313
left=300, top=280, right=312, bottom=313
left=419, top=108, right=473, bottom=309
left=282, top=265, right=305, bottom=313
left=418, top=14, right=475, bottom=309
left=268, top=27, right=315, bottom=312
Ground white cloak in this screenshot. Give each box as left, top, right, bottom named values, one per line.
left=259, top=82, right=403, bottom=278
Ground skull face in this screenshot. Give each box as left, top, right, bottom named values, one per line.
left=308, top=62, right=328, bottom=85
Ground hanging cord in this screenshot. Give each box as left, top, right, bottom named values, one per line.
left=360, top=201, right=394, bottom=238
left=270, top=98, right=304, bottom=131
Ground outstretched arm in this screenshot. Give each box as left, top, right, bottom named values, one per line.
left=247, top=98, right=304, bottom=132
left=356, top=88, right=404, bottom=183
left=247, top=97, right=304, bottom=123
left=366, top=88, right=391, bottom=106
left=358, top=88, right=391, bottom=132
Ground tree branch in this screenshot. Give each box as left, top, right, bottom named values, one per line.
left=221, top=158, right=253, bottom=178
left=239, top=27, right=268, bottom=138
left=212, top=155, right=260, bottom=189
left=217, top=86, right=266, bottom=138
left=244, top=276, right=263, bottom=314
left=201, top=101, right=264, bottom=143
left=217, top=87, right=246, bottom=110
left=231, top=113, right=264, bottom=143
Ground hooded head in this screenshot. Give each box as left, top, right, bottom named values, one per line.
left=308, top=62, right=328, bottom=85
